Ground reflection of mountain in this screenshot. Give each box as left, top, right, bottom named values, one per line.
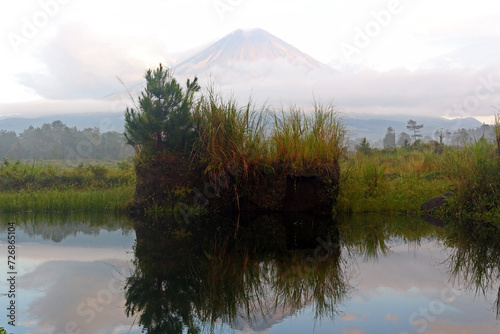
left=231, top=282, right=313, bottom=333
left=125, top=214, right=349, bottom=333
left=174, top=28, right=327, bottom=76
left=125, top=213, right=500, bottom=333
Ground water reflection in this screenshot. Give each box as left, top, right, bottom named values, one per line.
left=125, top=214, right=351, bottom=333
left=337, top=214, right=445, bottom=261
left=2, top=212, right=497, bottom=333
left=124, top=214, right=457, bottom=333
left=442, top=222, right=500, bottom=319
left=0, top=212, right=134, bottom=242
left=0, top=212, right=138, bottom=334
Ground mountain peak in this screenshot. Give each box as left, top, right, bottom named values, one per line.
left=174, top=28, right=325, bottom=75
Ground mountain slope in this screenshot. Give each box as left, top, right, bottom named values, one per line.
left=174, top=28, right=327, bottom=75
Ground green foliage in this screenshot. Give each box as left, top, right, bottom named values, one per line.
left=87, top=164, right=108, bottom=181
left=494, top=113, right=500, bottom=154
left=337, top=148, right=450, bottom=214
left=271, top=102, right=345, bottom=176
left=0, top=327, right=11, bottom=334
left=443, top=139, right=500, bottom=223
left=337, top=138, right=500, bottom=222
left=124, top=64, right=200, bottom=155
left=193, top=90, right=267, bottom=180
left=0, top=186, right=133, bottom=213
left=0, top=161, right=135, bottom=212
left=361, top=159, right=385, bottom=196
left=355, top=138, right=371, bottom=155
left=0, top=160, right=134, bottom=192
left=193, top=93, right=345, bottom=180
left=117, top=159, right=132, bottom=171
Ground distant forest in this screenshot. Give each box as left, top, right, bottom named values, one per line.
left=0, top=120, right=133, bottom=161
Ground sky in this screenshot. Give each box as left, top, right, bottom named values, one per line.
left=1, top=0, right=500, bottom=122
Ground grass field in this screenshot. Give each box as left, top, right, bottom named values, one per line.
left=0, top=159, right=135, bottom=213
left=337, top=147, right=451, bottom=214
left=1, top=130, right=499, bottom=226
left=337, top=140, right=500, bottom=227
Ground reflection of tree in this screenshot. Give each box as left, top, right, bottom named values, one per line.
left=125, top=267, right=201, bottom=333
left=125, top=214, right=351, bottom=333
left=125, top=218, right=202, bottom=333
left=442, top=223, right=500, bottom=319
left=0, top=212, right=134, bottom=242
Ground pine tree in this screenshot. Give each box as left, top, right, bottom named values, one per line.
left=383, top=127, right=396, bottom=148
left=356, top=137, right=371, bottom=154
left=124, top=64, right=200, bottom=155
left=406, top=119, right=423, bottom=143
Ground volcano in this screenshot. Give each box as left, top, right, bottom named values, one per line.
left=174, top=28, right=328, bottom=75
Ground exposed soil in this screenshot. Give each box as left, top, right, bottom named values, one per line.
left=130, top=153, right=339, bottom=215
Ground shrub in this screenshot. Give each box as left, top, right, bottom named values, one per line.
left=444, top=139, right=500, bottom=222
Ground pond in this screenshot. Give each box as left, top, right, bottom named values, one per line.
left=0, top=213, right=498, bottom=333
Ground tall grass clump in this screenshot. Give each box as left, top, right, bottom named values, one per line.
left=444, top=139, right=500, bottom=223
left=271, top=102, right=345, bottom=177
left=494, top=112, right=500, bottom=155
left=193, top=97, right=346, bottom=180
left=193, top=91, right=268, bottom=181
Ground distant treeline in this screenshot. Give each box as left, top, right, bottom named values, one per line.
left=0, top=120, right=133, bottom=161
left=353, top=123, right=498, bottom=150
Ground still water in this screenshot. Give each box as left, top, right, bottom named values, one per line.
left=0, top=213, right=498, bottom=334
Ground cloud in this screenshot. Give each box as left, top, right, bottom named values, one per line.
left=186, top=60, right=500, bottom=119
left=423, top=320, right=500, bottom=334
left=19, top=260, right=136, bottom=334
left=341, top=328, right=364, bottom=334
left=341, top=314, right=357, bottom=321
left=340, top=240, right=499, bottom=334
left=340, top=313, right=368, bottom=321
left=0, top=98, right=125, bottom=118
left=17, top=24, right=168, bottom=100
left=383, top=313, right=399, bottom=322
left=8, top=26, right=500, bottom=121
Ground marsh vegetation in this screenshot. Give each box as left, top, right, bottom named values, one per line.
left=125, top=65, right=345, bottom=215
left=0, top=159, right=134, bottom=213
left=1, top=64, right=500, bottom=228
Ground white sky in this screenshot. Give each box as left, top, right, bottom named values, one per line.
left=1, top=0, right=500, bottom=121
